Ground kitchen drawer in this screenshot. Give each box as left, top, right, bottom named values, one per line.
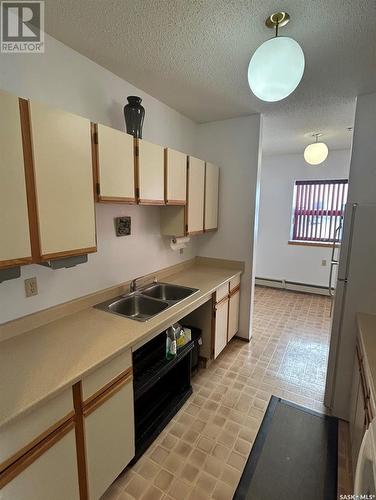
left=0, top=388, right=73, bottom=467
left=229, top=275, right=240, bottom=292
left=216, top=282, right=229, bottom=303
left=82, top=349, right=132, bottom=401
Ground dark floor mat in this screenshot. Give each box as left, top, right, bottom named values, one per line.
left=233, top=396, right=338, bottom=500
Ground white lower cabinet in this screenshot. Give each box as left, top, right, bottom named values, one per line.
left=213, top=276, right=241, bottom=358
left=214, top=296, right=229, bottom=359
left=84, top=376, right=135, bottom=500
left=1, top=428, right=80, bottom=500
left=228, top=288, right=240, bottom=341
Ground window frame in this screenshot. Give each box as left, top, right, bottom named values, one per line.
left=290, top=178, right=348, bottom=244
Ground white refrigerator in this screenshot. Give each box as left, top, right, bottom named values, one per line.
left=325, top=202, right=376, bottom=419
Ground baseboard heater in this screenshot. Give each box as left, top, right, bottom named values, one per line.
left=255, top=277, right=330, bottom=296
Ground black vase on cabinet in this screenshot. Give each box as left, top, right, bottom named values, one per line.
left=123, top=96, right=145, bottom=139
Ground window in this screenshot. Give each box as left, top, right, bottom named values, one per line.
left=291, top=179, right=348, bottom=243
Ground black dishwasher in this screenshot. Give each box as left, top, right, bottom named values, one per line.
left=132, top=330, right=194, bottom=462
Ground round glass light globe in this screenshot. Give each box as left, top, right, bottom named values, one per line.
left=248, top=36, right=305, bottom=102
left=304, top=142, right=329, bottom=165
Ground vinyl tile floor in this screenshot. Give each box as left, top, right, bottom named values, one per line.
left=101, top=287, right=332, bottom=500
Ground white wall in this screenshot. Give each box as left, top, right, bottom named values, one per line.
left=0, top=34, right=263, bottom=327
left=0, top=34, right=200, bottom=323
left=348, top=93, right=376, bottom=203
left=256, top=149, right=351, bottom=287
left=196, top=116, right=262, bottom=340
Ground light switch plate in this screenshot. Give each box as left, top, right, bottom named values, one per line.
left=25, top=277, right=38, bottom=297
left=115, top=216, right=131, bottom=236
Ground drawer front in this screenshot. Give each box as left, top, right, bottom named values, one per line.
left=0, top=389, right=73, bottom=467
left=216, top=282, right=229, bottom=303
left=229, top=275, right=240, bottom=292
left=82, top=349, right=132, bottom=402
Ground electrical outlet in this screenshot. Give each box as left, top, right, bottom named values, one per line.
left=24, top=277, right=38, bottom=297
left=322, top=259, right=327, bottom=267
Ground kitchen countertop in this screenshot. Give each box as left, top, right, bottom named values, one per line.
left=357, top=312, right=376, bottom=398
left=0, top=264, right=241, bottom=428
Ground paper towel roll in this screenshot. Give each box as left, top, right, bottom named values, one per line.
left=170, top=236, right=190, bottom=251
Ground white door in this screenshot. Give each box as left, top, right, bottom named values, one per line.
left=214, top=298, right=229, bottom=359
left=187, top=156, right=205, bottom=234
left=1, top=429, right=80, bottom=500
left=29, top=100, right=96, bottom=259
left=204, top=162, right=219, bottom=231
left=137, top=139, right=164, bottom=204
left=96, top=123, right=135, bottom=203
left=165, top=148, right=187, bottom=204
left=84, top=378, right=135, bottom=499
left=228, top=289, right=240, bottom=341
left=0, top=91, right=32, bottom=268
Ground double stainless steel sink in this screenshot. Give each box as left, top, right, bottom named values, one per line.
left=94, top=282, right=199, bottom=322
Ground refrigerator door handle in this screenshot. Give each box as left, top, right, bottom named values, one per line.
left=328, top=261, right=338, bottom=297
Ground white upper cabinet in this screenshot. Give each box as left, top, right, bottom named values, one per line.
left=165, top=148, right=187, bottom=205
left=187, top=156, right=205, bottom=234
left=94, top=123, right=136, bottom=203
left=29, top=100, right=96, bottom=259
left=137, top=139, right=165, bottom=204
left=204, top=162, right=219, bottom=231
left=0, top=91, right=32, bottom=268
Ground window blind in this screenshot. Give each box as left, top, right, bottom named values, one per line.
left=292, top=179, right=348, bottom=242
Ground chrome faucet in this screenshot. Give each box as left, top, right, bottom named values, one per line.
left=130, top=275, right=157, bottom=293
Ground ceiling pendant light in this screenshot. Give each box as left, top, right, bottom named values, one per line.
left=304, top=133, right=329, bottom=165
left=248, top=12, right=305, bottom=102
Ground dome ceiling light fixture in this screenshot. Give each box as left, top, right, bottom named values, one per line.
left=248, top=12, right=305, bottom=102
left=304, top=133, right=329, bottom=165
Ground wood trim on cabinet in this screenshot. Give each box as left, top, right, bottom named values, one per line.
left=204, top=228, right=217, bottom=233
left=73, top=381, right=89, bottom=500
left=0, top=411, right=75, bottom=475
left=82, top=366, right=133, bottom=408
left=229, top=284, right=241, bottom=297
left=215, top=294, right=229, bottom=309
left=98, top=196, right=137, bottom=204
left=185, top=158, right=189, bottom=235
left=82, top=370, right=133, bottom=417
left=165, top=200, right=186, bottom=206
left=203, top=162, right=207, bottom=231
left=211, top=292, right=216, bottom=358
left=138, top=199, right=165, bottom=206
left=19, top=98, right=41, bottom=264
left=187, top=230, right=204, bottom=236
left=92, top=124, right=137, bottom=205
left=134, top=137, right=140, bottom=202
left=91, top=122, right=100, bottom=202
left=0, top=415, right=75, bottom=489
left=164, top=147, right=168, bottom=203
left=39, top=247, right=97, bottom=262
left=0, top=257, right=33, bottom=270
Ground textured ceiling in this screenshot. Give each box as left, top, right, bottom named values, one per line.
left=44, top=0, right=376, bottom=154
